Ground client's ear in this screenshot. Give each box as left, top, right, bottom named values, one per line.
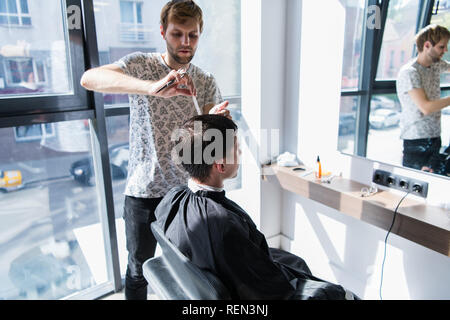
left=213, top=161, right=226, bottom=173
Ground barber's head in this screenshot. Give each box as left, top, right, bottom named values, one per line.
left=173, top=114, right=240, bottom=183
left=160, top=0, right=203, bottom=65
left=416, top=24, right=449, bottom=62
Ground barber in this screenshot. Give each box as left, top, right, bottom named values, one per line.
left=80, top=0, right=230, bottom=299
left=397, top=24, right=450, bottom=173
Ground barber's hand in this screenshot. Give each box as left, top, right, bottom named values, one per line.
left=151, top=69, right=196, bottom=98
left=209, top=101, right=232, bottom=119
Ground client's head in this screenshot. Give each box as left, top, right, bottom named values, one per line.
left=172, top=114, right=240, bottom=185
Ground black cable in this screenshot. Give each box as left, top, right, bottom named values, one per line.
left=379, top=190, right=411, bottom=300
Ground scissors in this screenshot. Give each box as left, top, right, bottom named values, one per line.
left=156, top=68, right=187, bottom=93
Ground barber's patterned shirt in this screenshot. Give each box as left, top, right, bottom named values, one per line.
left=114, top=52, right=222, bottom=198
left=396, top=58, right=449, bottom=140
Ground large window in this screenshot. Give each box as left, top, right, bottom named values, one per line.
left=376, top=0, right=421, bottom=80
left=193, top=0, right=241, bottom=98
left=338, top=0, right=365, bottom=151
left=0, top=1, right=68, bottom=96
left=0, top=0, right=87, bottom=117
left=0, top=120, right=112, bottom=300
left=338, top=96, right=358, bottom=154
left=340, top=1, right=365, bottom=90
left=104, top=115, right=130, bottom=279
left=92, top=1, right=243, bottom=277
left=93, top=0, right=241, bottom=106
left=0, top=0, right=242, bottom=300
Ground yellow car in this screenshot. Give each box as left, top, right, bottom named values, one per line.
left=0, top=170, right=23, bottom=193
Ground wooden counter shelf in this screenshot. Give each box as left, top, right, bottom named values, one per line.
left=264, top=164, right=450, bottom=257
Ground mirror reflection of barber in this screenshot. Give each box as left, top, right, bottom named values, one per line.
left=396, top=24, right=450, bottom=176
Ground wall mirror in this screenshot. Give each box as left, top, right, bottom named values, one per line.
left=337, top=0, right=449, bottom=178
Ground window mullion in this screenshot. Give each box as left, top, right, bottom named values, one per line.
left=80, top=0, right=123, bottom=294
left=355, top=0, right=390, bottom=157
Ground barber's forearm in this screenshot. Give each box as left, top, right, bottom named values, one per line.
left=421, top=96, right=450, bottom=115
left=80, top=68, right=155, bottom=95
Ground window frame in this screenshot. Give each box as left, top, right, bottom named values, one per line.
left=0, top=0, right=89, bottom=118
left=0, top=0, right=119, bottom=299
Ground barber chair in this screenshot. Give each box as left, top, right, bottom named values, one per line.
left=142, top=222, right=231, bottom=300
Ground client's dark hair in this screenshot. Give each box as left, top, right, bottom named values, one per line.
left=174, top=114, right=237, bottom=182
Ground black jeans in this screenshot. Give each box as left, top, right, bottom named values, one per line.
left=402, top=137, right=441, bottom=171
left=123, top=195, right=163, bottom=300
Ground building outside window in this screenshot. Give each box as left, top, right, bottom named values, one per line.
left=0, top=0, right=71, bottom=97
left=0, top=0, right=32, bottom=26
left=119, top=1, right=149, bottom=42
left=4, top=58, right=47, bottom=87
left=120, top=0, right=142, bottom=24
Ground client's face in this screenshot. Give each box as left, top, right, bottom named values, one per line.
left=224, top=136, right=241, bottom=179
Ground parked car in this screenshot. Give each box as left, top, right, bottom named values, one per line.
left=0, top=169, right=23, bottom=193
left=339, top=113, right=356, bottom=136
left=369, top=108, right=400, bottom=129
left=70, top=143, right=129, bottom=186
left=371, top=96, right=399, bottom=111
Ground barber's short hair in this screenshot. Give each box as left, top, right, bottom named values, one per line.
left=173, top=114, right=238, bottom=182
left=160, top=0, right=203, bottom=33
left=415, top=24, right=450, bottom=52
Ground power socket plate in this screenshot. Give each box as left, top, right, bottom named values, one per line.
left=372, top=169, right=428, bottom=198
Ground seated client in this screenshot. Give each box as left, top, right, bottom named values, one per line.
left=155, top=114, right=356, bottom=300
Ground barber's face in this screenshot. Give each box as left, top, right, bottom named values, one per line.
left=161, top=18, right=200, bottom=65
left=427, top=38, right=449, bottom=63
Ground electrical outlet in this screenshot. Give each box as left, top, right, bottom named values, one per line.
left=411, top=180, right=428, bottom=197
left=372, top=169, right=428, bottom=198
left=387, top=175, right=396, bottom=186
left=373, top=171, right=384, bottom=184
left=399, top=179, right=409, bottom=190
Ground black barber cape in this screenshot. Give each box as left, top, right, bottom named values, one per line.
left=155, top=186, right=349, bottom=300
